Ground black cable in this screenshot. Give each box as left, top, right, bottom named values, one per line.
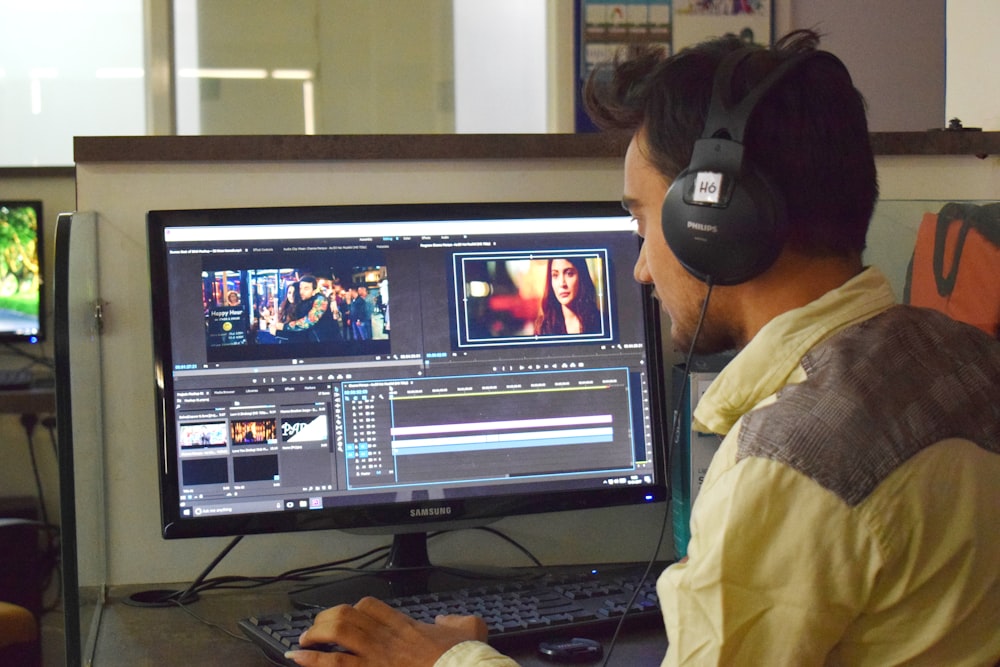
left=168, top=597, right=291, bottom=667
left=42, top=415, right=58, bottom=457
left=196, top=525, right=540, bottom=597
left=125, top=535, right=245, bottom=607
left=32, top=415, right=62, bottom=614
left=163, top=541, right=395, bottom=598
left=283, top=543, right=392, bottom=577
left=467, top=525, right=544, bottom=567
left=602, top=281, right=715, bottom=667
left=20, top=413, right=49, bottom=527
left=1, top=340, right=54, bottom=369
left=142, top=525, right=543, bottom=603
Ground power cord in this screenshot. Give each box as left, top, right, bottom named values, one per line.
left=42, top=415, right=58, bottom=456
left=15, top=412, right=62, bottom=614
left=38, top=415, right=62, bottom=614
left=1, top=340, right=54, bottom=370
left=20, top=413, right=48, bottom=527
left=125, top=535, right=245, bottom=607
left=154, top=526, right=541, bottom=603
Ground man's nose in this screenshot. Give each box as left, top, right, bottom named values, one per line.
left=634, top=245, right=651, bottom=284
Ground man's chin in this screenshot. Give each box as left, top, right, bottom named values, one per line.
left=671, top=325, right=736, bottom=357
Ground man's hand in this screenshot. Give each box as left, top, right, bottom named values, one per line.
left=285, top=597, right=488, bottom=667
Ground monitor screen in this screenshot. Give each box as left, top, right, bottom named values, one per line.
left=148, top=201, right=666, bottom=558
left=0, top=200, right=44, bottom=344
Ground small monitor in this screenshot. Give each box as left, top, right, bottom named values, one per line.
left=0, top=200, right=44, bottom=344
left=147, top=201, right=666, bottom=598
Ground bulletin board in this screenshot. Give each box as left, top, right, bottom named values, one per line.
left=576, top=1, right=773, bottom=130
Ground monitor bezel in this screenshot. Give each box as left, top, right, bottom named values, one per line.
left=148, top=201, right=667, bottom=540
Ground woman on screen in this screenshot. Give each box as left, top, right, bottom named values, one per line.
left=534, top=257, right=602, bottom=336
left=265, top=281, right=306, bottom=343
left=277, top=282, right=299, bottom=324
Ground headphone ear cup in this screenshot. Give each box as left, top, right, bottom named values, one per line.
left=661, top=159, right=787, bottom=286
left=658, top=47, right=833, bottom=286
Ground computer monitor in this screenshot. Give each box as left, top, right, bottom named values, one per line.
left=0, top=200, right=44, bottom=344
left=147, top=201, right=666, bottom=603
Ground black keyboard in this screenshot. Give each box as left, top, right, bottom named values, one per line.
left=238, top=562, right=666, bottom=664
left=0, top=368, right=33, bottom=390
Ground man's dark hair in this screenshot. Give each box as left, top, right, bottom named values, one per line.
left=299, top=275, right=318, bottom=288
left=584, top=29, right=878, bottom=256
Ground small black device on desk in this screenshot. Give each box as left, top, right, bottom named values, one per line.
left=538, top=637, right=604, bottom=663
left=239, top=561, right=666, bottom=665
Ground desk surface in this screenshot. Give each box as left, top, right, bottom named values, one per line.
left=0, top=386, right=56, bottom=414
left=93, top=581, right=668, bottom=666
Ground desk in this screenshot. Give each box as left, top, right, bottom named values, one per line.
left=0, top=387, right=55, bottom=415
left=92, top=581, right=668, bottom=666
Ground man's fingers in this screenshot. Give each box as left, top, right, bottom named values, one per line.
left=296, top=598, right=486, bottom=667
left=300, top=599, right=411, bottom=651
left=352, top=596, right=414, bottom=624
left=299, top=604, right=366, bottom=648
left=285, top=648, right=355, bottom=667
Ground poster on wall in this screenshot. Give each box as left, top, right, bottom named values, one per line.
left=673, top=1, right=771, bottom=50
left=576, top=1, right=772, bottom=130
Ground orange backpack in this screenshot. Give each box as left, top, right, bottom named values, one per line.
left=904, top=202, right=1000, bottom=339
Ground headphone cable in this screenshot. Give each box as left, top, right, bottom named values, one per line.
left=601, top=280, right=714, bottom=666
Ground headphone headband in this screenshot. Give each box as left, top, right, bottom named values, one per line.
left=701, top=48, right=820, bottom=144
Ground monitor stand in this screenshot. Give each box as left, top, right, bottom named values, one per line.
left=289, top=531, right=510, bottom=610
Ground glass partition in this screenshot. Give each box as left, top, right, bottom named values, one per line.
left=54, top=211, right=106, bottom=667
left=171, top=0, right=555, bottom=135
left=0, top=2, right=144, bottom=166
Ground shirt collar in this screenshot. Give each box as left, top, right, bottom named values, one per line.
left=693, top=267, right=896, bottom=435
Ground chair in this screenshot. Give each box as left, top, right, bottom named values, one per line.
left=0, top=518, right=46, bottom=667
left=904, top=201, right=1000, bottom=339
left=0, top=600, right=41, bottom=666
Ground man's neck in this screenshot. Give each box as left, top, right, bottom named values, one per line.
left=727, top=252, right=864, bottom=347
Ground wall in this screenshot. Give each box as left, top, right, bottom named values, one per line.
left=946, top=1, right=1000, bottom=130
left=784, top=0, right=946, bottom=132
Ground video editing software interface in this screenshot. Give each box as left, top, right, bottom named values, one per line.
left=150, top=203, right=662, bottom=532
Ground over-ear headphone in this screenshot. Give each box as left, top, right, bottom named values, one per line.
left=661, top=47, right=836, bottom=286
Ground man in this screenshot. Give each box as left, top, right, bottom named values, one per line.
left=351, top=285, right=373, bottom=340
left=287, top=30, right=1000, bottom=666
left=269, top=275, right=339, bottom=342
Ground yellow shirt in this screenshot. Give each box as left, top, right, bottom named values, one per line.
left=435, top=268, right=1000, bottom=667
left=660, top=267, right=1000, bottom=666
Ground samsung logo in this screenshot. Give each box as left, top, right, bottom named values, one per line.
left=687, top=221, right=719, bottom=233
left=410, top=507, right=452, bottom=518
